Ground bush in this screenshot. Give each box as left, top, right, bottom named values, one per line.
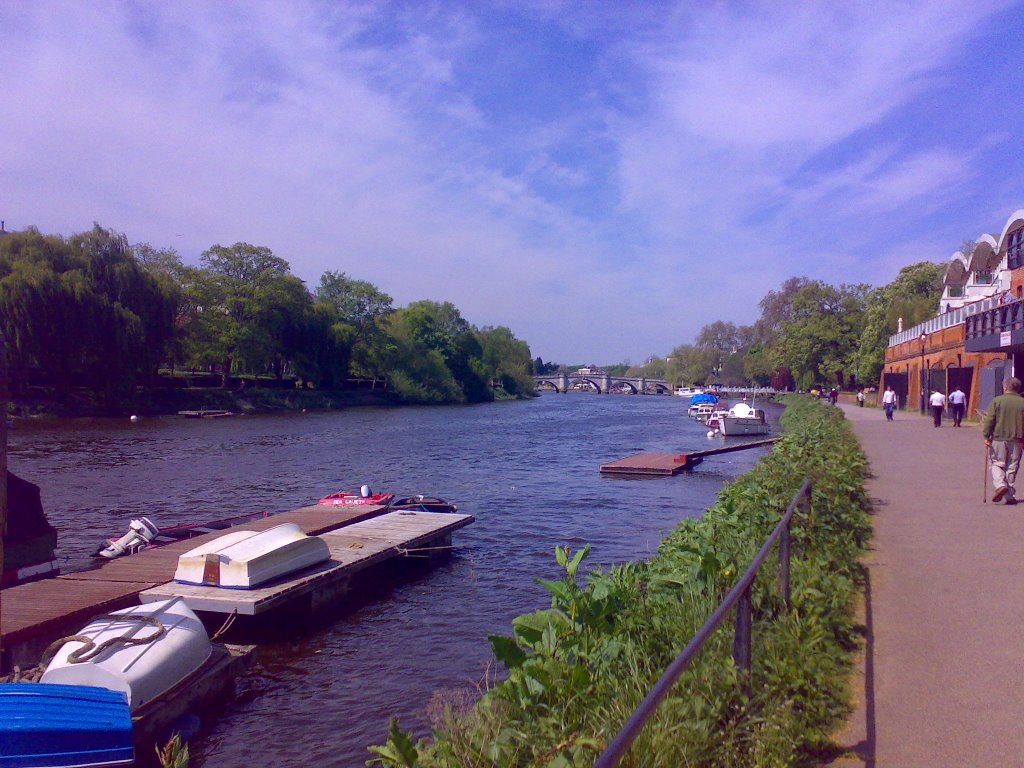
left=369, top=396, right=870, bottom=767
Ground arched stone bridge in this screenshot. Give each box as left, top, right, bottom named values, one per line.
left=535, top=373, right=671, bottom=394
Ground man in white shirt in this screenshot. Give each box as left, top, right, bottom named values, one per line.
left=948, top=386, right=967, bottom=427
left=929, top=389, right=947, bottom=427
left=882, top=386, right=898, bottom=421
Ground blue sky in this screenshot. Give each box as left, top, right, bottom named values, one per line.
left=2, top=1, right=1023, bottom=364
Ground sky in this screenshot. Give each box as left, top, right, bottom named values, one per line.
left=2, top=1, right=1023, bottom=365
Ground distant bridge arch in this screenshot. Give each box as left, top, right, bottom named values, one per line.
left=534, top=372, right=670, bottom=395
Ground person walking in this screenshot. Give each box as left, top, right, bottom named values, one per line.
left=982, top=377, right=1024, bottom=504
left=929, top=389, right=947, bottom=427
left=882, top=385, right=897, bottom=421
left=857, top=389, right=866, bottom=407
left=948, top=385, right=967, bottom=427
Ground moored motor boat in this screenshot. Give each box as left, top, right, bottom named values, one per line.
left=674, top=386, right=705, bottom=398
left=391, top=495, right=458, bottom=514
left=173, top=522, right=331, bottom=589
left=2, top=471, right=59, bottom=588
left=0, top=682, right=134, bottom=767
left=40, top=598, right=213, bottom=712
left=319, top=484, right=395, bottom=507
left=718, top=402, right=769, bottom=436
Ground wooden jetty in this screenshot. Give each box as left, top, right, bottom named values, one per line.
left=0, top=503, right=389, bottom=672
left=140, top=510, right=474, bottom=616
left=600, top=437, right=780, bottom=476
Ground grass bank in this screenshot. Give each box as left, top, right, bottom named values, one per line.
left=370, top=397, right=871, bottom=767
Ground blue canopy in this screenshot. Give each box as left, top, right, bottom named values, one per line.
left=690, top=393, right=719, bottom=405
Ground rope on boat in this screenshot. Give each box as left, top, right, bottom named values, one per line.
left=210, top=609, right=239, bottom=641
left=39, top=613, right=166, bottom=667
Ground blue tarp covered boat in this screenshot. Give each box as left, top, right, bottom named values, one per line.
left=0, top=683, right=133, bottom=768
left=688, top=393, right=719, bottom=405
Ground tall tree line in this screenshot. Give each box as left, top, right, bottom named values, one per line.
left=0, top=225, right=535, bottom=404
left=627, top=263, right=945, bottom=390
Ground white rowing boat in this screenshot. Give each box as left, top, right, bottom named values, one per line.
left=40, top=598, right=212, bottom=711
left=174, top=522, right=330, bottom=589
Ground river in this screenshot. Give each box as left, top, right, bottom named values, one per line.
left=6, top=392, right=778, bottom=767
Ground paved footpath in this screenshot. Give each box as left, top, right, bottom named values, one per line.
left=831, top=403, right=1024, bottom=766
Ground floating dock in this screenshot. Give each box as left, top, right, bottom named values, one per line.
left=599, top=437, right=780, bottom=476
left=140, top=510, right=474, bottom=616
left=0, top=503, right=389, bottom=672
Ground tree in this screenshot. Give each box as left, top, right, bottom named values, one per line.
left=181, top=242, right=309, bottom=386
left=855, top=261, right=944, bottom=385
left=478, top=326, right=534, bottom=396
left=773, top=281, right=870, bottom=388
left=315, top=271, right=393, bottom=380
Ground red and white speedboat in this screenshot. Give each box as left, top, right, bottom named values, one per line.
left=318, top=485, right=395, bottom=507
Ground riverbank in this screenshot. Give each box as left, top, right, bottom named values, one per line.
left=5, top=386, right=396, bottom=419
left=370, top=396, right=872, bottom=766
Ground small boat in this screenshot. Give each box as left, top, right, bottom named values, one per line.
left=689, top=403, right=719, bottom=422
left=718, top=402, right=769, bottom=436
left=177, top=409, right=234, bottom=418
left=0, top=682, right=134, bottom=767
left=97, top=509, right=273, bottom=559
left=318, top=485, right=395, bottom=507
left=174, top=522, right=330, bottom=589
left=2, top=471, right=60, bottom=587
left=674, top=386, right=705, bottom=398
left=704, top=408, right=730, bottom=430
left=40, top=598, right=212, bottom=712
left=391, top=495, right=458, bottom=514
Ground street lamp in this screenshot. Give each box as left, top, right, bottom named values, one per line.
left=919, top=332, right=927, bottom=414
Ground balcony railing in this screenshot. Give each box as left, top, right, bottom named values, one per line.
left=889, top=293, right=1010, bottom=347
left=965, top=297, right=1024, bottom=340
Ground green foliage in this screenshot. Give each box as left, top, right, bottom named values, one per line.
left=155, top=733, right=189, bottom=768
left=369, top=398, right=871, bottom=767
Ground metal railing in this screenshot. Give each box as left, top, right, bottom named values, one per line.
left=593, top=478, right=812, bottom=768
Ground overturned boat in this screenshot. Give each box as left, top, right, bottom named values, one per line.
left=39, top=597, right=212, bottom=712
left=0, top=682, right=134, bottom=768
left=174, top=522, right=331, bottom=589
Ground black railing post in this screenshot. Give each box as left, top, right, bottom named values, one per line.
left=779, top=520, right=791, bottom=609
left=733, top=585, right=752, bottom=674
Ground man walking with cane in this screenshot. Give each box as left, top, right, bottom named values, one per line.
left=982, top=377, right=1024, bottom=504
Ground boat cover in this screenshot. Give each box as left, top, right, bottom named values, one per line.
left=0, top=683, right=133, bottom=767
left=689, top=393, right=719, bottom=405
left=2, top=472, right=58, bottom=571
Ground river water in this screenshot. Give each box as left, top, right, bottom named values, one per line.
left=6, top=393, right=777, bottom=767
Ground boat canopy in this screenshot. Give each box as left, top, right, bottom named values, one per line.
left=689, top=393, right=719, bottom=405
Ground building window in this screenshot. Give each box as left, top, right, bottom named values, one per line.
left=946, top=286, right=965, bottom=297
left=1009, top=228, right=1024, bottom=270
left=974, top=270, right=993, bottom=284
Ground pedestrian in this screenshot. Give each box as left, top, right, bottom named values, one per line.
left=829, top=387, right=838, bottom=405
left=929, top=389, right=947, bottom=427
left=982, top=377, right=1024, bottom=504
left=857, top=390, right=866, bottom=407
left=882, top=385, right=897, bottom=421
left=948, top=385, right=967, bottom=427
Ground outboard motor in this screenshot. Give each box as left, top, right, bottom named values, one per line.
left=97, top=517, right=160, bottom=559
left=360, top=484, right=372, bottom=498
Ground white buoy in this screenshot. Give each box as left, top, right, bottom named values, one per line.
left=130, top=415, right=139, bottom=423
left=707, top=430, right=714, bottom=438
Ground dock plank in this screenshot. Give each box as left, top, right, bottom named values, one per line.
left=139, top=511, right=474, bottom=615
left=599, top=438, right=780, bottom=476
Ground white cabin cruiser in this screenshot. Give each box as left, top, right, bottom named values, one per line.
left=718, top=402, right=769, bottom=436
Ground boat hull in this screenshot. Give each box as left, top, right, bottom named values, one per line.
left=174, top=523, right=330, bottom=589
left=0, top=683, right=133, bottom=768
left=40, top=598, right=212, bottom=711
left=718, top=416, right=769, bottom=436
